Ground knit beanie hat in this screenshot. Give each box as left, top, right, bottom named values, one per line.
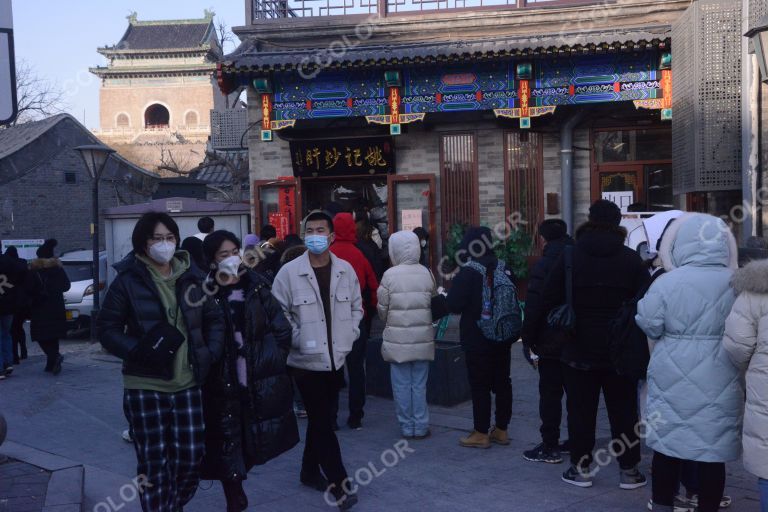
left=588, top=200, right=622, bottom=226
left=244, top=234, right=260, bottom=247
left=36, top=239, right=58, bottom=258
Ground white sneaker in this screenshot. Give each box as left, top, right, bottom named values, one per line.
left=121, top=429, right=133, bottom=443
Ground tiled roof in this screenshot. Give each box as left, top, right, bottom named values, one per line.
left=105, top=13, right=216, bottom=52
left=222, top=27, right=671, bottom=73
left=0, top=114, right=157, bottom=185
left=192, top=149, right=249, bottom=186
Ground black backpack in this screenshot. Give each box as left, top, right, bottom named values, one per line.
left=609, top=269, right=664, bottom=381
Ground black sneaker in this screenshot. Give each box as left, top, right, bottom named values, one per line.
left=3, top=365, right=12, bottom=376
left=561, top=465, right=594, bottom=488
left=523, top=443, right=563, bottom=464
left=51, top=355, right=63, bottom=376
left=300, top=471, right=329, bottom=492
left=330, top=486, right=358, bottom=511
left=559, top=439, right=571, bottom=454
left=347, top=418, right=362, bottom=430
left=619, top=466, right=648, bottom=490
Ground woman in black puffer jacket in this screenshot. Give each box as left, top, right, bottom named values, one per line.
left=200, top=230, right=298, bottom=512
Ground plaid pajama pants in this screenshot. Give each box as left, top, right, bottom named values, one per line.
left=124, top=387, right=205, bottom=512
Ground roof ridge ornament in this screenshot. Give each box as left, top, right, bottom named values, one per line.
left=127, top=11, right=138, bottom=24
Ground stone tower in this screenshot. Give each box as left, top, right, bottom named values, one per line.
left=90, top=10, right=228, bottom=175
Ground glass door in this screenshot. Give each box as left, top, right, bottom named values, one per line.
left=387, top=174, right=436, bottom=271
left=593, top=165, right=643, bottom=213
left=252, top=178, right=299, bottom=238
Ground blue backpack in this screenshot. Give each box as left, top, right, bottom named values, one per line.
left=465, top=260, right=522, bottom=343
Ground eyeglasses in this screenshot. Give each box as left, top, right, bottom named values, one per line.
left=150, top=235, right=176, bottom=243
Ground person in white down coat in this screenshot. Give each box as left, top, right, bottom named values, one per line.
left=377, top=230, right=436, bottom=439
left=722, top=258, right=768, bottom=512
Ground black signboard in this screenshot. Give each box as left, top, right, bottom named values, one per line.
left=290, top=137, right=395, bottom=177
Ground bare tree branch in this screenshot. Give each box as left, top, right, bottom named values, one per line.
left=9, top=60, right=68, bottom=126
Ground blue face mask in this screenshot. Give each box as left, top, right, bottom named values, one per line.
left=305, top=234, right=329, bottom=255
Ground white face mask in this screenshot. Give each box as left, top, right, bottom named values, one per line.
left=420, top=239, right=427, bottom=248
left=149, top=241, right=176, bottom=264
left=218, top=254, right=242, bottom=276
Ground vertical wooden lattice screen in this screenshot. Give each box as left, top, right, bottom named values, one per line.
left=505, top=131, right=544, bottom=251
left=440, top=133, right=479, bottom=236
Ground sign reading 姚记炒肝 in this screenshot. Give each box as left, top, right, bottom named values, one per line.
left=290, top=137, right=395, bottom=177
left=0, top=0, right=16, bottom=126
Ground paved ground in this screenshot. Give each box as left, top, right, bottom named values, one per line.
left=0, top=338, right=762, bottom=512
left=0, top=458, right=50, bottom=512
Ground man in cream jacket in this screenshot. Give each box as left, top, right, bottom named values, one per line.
left=271, top=210, right=363, bottom=511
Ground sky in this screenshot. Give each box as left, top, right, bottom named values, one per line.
left=11, top=1, right=245, bottom=129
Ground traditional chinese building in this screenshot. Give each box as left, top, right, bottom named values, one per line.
left=220, top=0, right=746, bottom=276
left=90, top=11, right=231, bottom=176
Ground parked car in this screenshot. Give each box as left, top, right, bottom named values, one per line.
left=60, top=250, right=107, bottom=332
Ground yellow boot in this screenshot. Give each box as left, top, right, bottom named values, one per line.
left=459, top=431, right=491, bottom=449
left=489, top=427, right=510, bottom=445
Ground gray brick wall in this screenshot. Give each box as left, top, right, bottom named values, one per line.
left=0, top=149, right=151, bottom=256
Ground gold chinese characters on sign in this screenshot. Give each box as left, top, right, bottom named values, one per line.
left=290, top=137, right=395, bottom=177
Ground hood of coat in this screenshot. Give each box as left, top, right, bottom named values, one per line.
left=575, top=222, right=627, bottom=257
left=731, top=258, right=768, bottom=294
left=658, top=213, right=738, bottom=271
left=29, top=257, right=61, bottom=270
left=333, top=213, right=357, bottom=243
left=388, top=230, right=421, bottom=266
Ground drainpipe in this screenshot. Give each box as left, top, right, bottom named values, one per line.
left=742, top=0, right=756, bottom=242
left=561, top=109, right=588, bottom=235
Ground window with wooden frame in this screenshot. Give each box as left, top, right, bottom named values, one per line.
left=440, top=133, right=479, bottom=237
left=505, top=131, right=544, bottom=251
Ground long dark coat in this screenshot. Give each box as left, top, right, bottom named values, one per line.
left=201, top=270, right=299, bottom=482
left=28, top=258, right=71, bottom=341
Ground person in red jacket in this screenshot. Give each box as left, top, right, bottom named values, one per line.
left=330, top=213, right=379, bottom=430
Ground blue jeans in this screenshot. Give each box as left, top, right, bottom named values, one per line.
left=0, top=314, right=13, bottom=370
left=759, top=478, right=768, bottom=512
left=390, top=361, right=430, bottom=437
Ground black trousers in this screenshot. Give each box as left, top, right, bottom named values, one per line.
left=345, top=317, right=369, bottom=423
left=11, top=313, right=27, bottom=362
left=38, top=338, right=60, bottom=370
left=563, top=365, right=640, bottom=469
left=293, top=368, right=349, bottom=487
left=464, top=344, right=512, bottom=433
left=652, top=451, right=725, bottom=512
left=538, top=357, right=566, bottom=447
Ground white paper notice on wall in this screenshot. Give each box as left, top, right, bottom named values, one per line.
left=401, top=209, right=423, bottom=231
left=601, top=191, right=634, bottom=213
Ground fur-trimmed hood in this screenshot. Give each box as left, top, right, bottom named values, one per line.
left=29, top=257, right=61, bottom=270
left=731, top=258, right=768, bottom=294
left=657, top=213, right=738, bottom=272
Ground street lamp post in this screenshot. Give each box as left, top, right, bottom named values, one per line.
left=74, top=145, right=115, bottom=343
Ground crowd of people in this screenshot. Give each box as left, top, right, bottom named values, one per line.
left=2, top=199, right=767, bottom=512
left=0, top=238, right=71, bottom=379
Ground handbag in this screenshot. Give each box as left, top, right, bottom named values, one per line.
left=138, top=320, right=185, bottom=367
left=546, top=245, right=575, bottom=338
